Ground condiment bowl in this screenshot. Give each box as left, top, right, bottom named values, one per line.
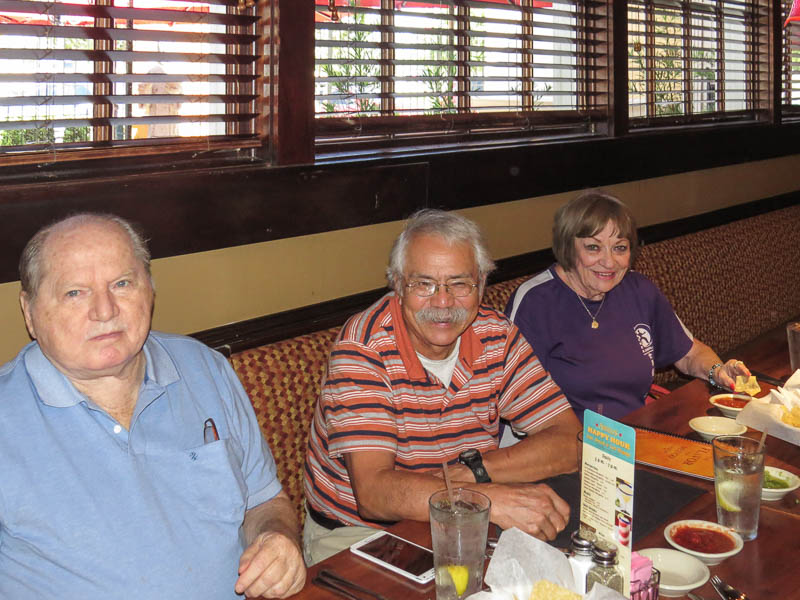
left=761, top=465, right=800, bottom=501
left=688, top=416, right=746, bottom=442
left=638, top=547, right=709, bottom=597
left=664, top=519, right=743, bottom=565
left=709, top=393, right=751, bottom=419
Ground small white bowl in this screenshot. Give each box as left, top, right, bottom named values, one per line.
left=762, top=466, right=800, bottom=501
left=638, top=547, right=710, bottom=597
left=689, top=416, right=747, bottom=441
left=709, top=393, right=752, bottom=419
left=664, top=519, right=744, bottom=565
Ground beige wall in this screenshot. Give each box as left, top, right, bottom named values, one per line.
left=2, top=155, right=798, bottom=364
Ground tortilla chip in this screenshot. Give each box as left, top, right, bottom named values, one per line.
left=781, top=405, right=800, bottom=428
left=529, top=580, right=580, bottom=600
left=734, top=375, right=761, bottom=396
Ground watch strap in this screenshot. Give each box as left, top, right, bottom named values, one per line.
left=459, top=450, right=491, bottom=483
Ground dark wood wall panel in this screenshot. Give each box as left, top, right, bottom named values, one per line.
left=427, top=126, right=799, bottom=210
left=0, top=122, right=797, bottom=284
left=0, top=162, right=428, bottom=283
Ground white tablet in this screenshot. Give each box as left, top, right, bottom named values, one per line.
left=350, top=530, right=435, bottom=584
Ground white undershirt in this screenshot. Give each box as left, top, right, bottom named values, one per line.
left=417, top=338, right=461, bottom=388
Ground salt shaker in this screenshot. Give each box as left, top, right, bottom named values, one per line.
left=586, top=541, right=623, bottom=594
left=567, top=530, right=594, bottom=594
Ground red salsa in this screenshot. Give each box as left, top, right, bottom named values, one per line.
left=672, top=525, right=736, bottom=554
left=715, top=397, right=749, bottom=409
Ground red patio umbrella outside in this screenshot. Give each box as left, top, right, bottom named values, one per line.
left=787, top=0, right=800, bottom=27
left=316, top=0, right=551, bottom=22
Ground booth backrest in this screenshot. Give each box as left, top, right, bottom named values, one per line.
left=228, top=204, right=800, bottom=523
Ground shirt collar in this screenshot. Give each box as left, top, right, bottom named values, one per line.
left=388, top=294, right=482, bottom=380
left=24, top=333, right=180, bottom=408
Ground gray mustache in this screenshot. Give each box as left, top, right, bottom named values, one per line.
left=415, top=306, right=470, bottom=324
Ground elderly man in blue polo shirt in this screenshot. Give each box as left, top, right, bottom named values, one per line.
left=0, top=214, right=305, bottom=599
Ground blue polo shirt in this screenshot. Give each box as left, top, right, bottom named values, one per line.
left=0, top=332, right=282, bottom=599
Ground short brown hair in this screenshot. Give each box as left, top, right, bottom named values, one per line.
left=552, top=190, right=638, bottom=270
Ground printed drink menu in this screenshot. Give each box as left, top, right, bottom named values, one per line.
left=578, top=410, right=637, bottom=597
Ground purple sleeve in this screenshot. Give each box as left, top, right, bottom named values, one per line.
left=649, top=285, right=694, bottom=368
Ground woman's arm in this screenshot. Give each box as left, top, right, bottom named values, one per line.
left=674, top=339, right=750, bottom=390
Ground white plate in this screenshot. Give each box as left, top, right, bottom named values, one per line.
left=709, top=393, right=752, bottom=419
left=638, top=547, right=709, bottom=597
left=688, top=416, right=747, bottom=441
left=664, top=519, right=744, bottom=565
left=762, top=465, right=800, bottom=501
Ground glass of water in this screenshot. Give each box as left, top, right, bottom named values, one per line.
left=429, top=488, right=491, bottom=600
left=712, top=435, right=765, bottom=541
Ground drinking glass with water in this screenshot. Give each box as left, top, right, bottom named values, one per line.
left=429, top=489, right=491, bottom=600
left=712, top=435, right=765, bottom=541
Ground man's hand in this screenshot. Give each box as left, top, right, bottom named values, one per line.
left=238, top=491, right=306, bottom=598
left=484, top=482, right=570, bottom=541
left=235, top=530, right=306, bottom=598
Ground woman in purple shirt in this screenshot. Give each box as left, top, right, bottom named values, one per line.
left=506, top=190, right=750, bottom=421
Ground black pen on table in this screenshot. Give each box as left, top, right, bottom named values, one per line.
left=204, top=418, right=219, bottom=443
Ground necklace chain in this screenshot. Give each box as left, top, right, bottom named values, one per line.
left=575, top=292, right=605, bottom=329
left=561, top=268, right=607, bottom=329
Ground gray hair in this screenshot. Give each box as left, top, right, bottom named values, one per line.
left=19, top=213, right=152, bottom=300
left=386, top=209, right=495, bottom=292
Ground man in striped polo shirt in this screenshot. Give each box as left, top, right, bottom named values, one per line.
left=303, top=209, right=581, bottom=565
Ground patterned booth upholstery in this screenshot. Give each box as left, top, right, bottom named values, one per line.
left=227, top=204, right=800, bottom=524
left=635, top=204, right=800, bottom=366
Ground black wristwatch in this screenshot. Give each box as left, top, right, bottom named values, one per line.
left=458, top=448, right=491, bottom=483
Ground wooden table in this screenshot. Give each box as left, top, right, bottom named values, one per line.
left=622, top=380, right=800, bottom=598
left=288, top=326, right=800, bottom=600
left=618, top=325, right=800, bottom=598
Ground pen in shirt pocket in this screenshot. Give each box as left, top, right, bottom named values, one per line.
left=204, top=418, right=219, bottom=443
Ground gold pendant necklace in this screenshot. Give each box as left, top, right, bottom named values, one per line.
left=576, top=292, right=605, bottom=329
left=562, top=268, right=606, bottom=329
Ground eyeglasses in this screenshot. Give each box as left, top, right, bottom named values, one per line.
left=404, top=280, right=478, bottom=298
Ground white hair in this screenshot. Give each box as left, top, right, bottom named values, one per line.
left=386, top=209, right=495, bottom=292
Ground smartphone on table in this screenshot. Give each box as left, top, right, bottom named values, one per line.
left=349, top=530, right=435, bottom=584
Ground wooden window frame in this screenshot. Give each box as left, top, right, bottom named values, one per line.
left=0, top=0, right=795, bottom=171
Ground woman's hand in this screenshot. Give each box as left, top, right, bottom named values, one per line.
left=712, top=359, right=751, bottom=390
left=675, top=340, right=751, bottom=391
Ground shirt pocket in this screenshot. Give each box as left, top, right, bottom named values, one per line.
left=142, top=438, right=248, bottom=524
left=472, top=399, right=499, bottom=434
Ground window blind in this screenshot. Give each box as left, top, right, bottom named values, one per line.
left=0, top=0, right=260, bottom=160
left=783, top=3, right=800, bottom=119
left=314, top=0, right=608, bottom=149
left=628, top=0, right=769, bottom=127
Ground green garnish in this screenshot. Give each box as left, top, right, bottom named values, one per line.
left=763, top=471, right=790, bottom=489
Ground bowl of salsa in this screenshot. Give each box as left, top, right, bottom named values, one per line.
left=761, top=466, right=800, bottom=501
left=709, top=393, right=751, bottom=418
left=664, top=520, right=743, bottom=565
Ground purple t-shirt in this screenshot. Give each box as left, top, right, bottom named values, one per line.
left=505, top=265, right=693, bottom=421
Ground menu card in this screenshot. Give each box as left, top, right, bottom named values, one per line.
left=633, top=428, right=714, bottom=480
left=579, top=410, right=636, bottom=597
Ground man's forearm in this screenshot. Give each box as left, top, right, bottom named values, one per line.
left=242, top=491, right=301, bottom=546
left=348, top=464, right=456, bottom=522
left=479, top=409, right=581, bottom=483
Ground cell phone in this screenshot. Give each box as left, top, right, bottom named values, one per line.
left=349, top=530, right=435, bottom=584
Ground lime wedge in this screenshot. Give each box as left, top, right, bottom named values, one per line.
left=446, top=565, right=469, bottom=596
left=716, top=480, right=743, bottom=512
